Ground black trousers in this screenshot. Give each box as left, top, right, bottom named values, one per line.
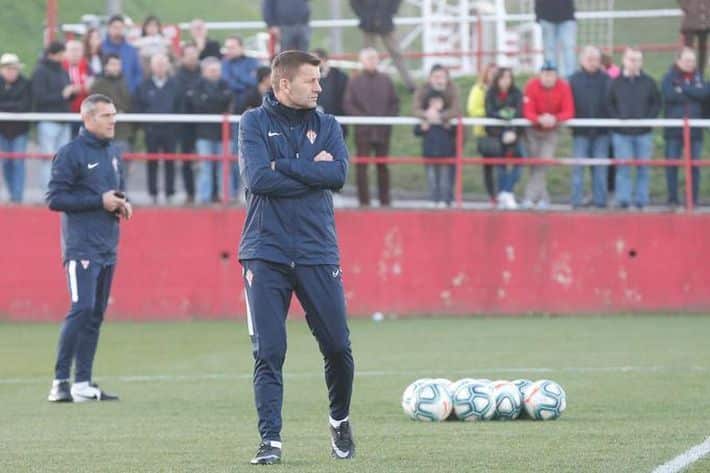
left=146, top=131, right=177, bottom=198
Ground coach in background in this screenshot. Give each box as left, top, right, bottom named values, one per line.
left=569, top=45, right=610, bottom=209
left=262, top=0, right=311, bottom=52
left=522, top=61, right=575, bottom=209
left=607, top=47, right=661, bottom=210
left=46, top=94, right=131, bottom=403
left=0, top=53, right=31, bottom=203
left=239, top=51, right=353, bottom=464
left=134, top=53, right=182, bottom=204
left=32, top=41, right=76, bottom=190
left=344, top=48, right=399, bottom=207
left=313, top=49, right=349, bottom=137
left=662, top=47, right=710, bottom=208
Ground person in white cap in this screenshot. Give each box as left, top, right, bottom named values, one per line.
left=0, top=53, right=32, bottom=203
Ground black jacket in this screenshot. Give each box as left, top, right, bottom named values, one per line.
left=414, top=124, right=455, bottom=158
left=318, top=67, right=349, bottom=116
left=350, top=0, right=402, bottom=34
left=185, top=78, right=233, bottom=141
left=484, top=86, right=523, bottom=138
left=661, top=65, right=710, bottom=140
left=31, top=58, right=71, bottom=113
left=46, top=128, right=125, bottom=265
left=262, top=0, right=311, bottom=27
left=607, top=72, right=661, bottom=135
left=235, top=86, right=266, bottom=114
left=0, top=75, right=32, bottom=138
left=133, top=77, right=183, bottom=134
left=569, top=69, right=610, bottom=136
left=535, top=0, right=575, bottom=23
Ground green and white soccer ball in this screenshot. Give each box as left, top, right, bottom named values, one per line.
left=452, top=380, right=495, bottom=421
left=406, top=380, right=452, bottom=422
left=401, top=378, right=432, bottom=418
left=490, top=380, right=523, bottom=420
left=512, top=379, right=534, bottom=418
left=448, top=378, right=476, bottom=397
left=523, top=379, right=567, bottom=420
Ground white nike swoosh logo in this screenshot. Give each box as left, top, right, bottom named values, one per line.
left=88, top=163, right=99, bottom=169
left=332, top=270, right=340, bottom=278
left=268, top=132, right=281, bottom=137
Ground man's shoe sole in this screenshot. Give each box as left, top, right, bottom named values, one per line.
left=250, top=456, right=281, bottom=465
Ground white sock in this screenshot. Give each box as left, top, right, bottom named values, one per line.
left=329, top=416, right=349, bottom=429
left=52, top=379, right=69, bottom=387
left=72, top=381, right=89, bottom=390
left=266, top=440, right=282, bottom=449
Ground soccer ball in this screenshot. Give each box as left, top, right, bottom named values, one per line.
left=401, top=378, right=432, bottom=418
left=448, top=378, right=476, bottom=397
left=452, top=380, right=495, bottom=421
left=523, top=379, right=567, bottom=420
left=490, top=380, right=523, bottom=420
left=512, top=379, right=534, bottom=418
left=407, top=381, right=453, bottom=422
left=432, top=378, right=453, bottom=394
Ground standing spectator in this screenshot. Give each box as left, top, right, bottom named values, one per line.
left=63, top=40, right=92, bottom=137
left=602, top=51, right=620, bottom=196
left=102, top=14, right=143, bottom=94
left=569, top=45, right=611, bottom=209
left=135, top=15, right=172, bottom=76
left=343, top=48, right=399, bottom=207
left=188, top=19, right=222, bottom=60
left=175, top=43, right=203, bottom=204
left=485, top=67, right=524, bottom=210
left=313, top=49, right=349, bottom=137
left=466, top=63, right=498, bottom=204
left=602, top=52, right=620, bottom=79
left=535, top=0, right=577, bottom=78
left=414, top=91, right=456, bottom=208
left=0, top=53, right=31, bottom=203
left=222, top=36, right=260, bottom=197
left=607, top=48, right=661, bottom=210
left=350, top=0, right=416, bottom=91
left=83, top=28, right=104, bottom=76
left=134, top=53, right=182, bottom=204
left=90, top=54, right=134, bottom=178
left=32, top=41, right=75, bottom=189
left=662, top=47, right=710, bottom=207
left=262, top=0, right=311, bottom=52
left=186, top=57, right=233, bottom=204
left=522, top=61, right=575, bottom=209
left=679, top=0, right=710, bottom=74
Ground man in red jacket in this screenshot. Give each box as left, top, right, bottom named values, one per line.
left=522, top=61, right=574, bottom=209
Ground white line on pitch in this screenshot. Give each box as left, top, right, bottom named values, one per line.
left=0, top=365, right=706, bottom=386
left=651, top=437, right=710, bottom=473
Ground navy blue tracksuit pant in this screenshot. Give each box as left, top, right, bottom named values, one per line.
left=54, top=260, right=114, bottom=382
left=242, top=259, right=354, bottom=443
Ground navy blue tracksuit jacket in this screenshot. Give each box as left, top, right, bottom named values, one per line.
left=237, top=92, right=353, bottom=443
left=46, top=128, right=124, bottom=265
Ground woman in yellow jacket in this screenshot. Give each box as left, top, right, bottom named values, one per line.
left=466, top=63, right=498, bottom=205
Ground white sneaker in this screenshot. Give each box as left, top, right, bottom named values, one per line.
left=71, top=382, right=119, bottom=402
left=496, top=192, right=507, bottom=208
left=522, top=199, right=534, bottom=210
left=537, top=200, right=550, bottom=211
left=505, top=192, right=518, bottom=210
left=436, top=202, right=447, bottom=209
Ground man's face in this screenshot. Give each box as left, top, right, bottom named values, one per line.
left=429, top=69, right=448, bottom=91
left=182, top=46, right=199, bottom=68
left=623, top=51, right=643, bottom=75
left=540, top=70, right=557, bottom=88
left=84, top=102, right=117, bottom=140
left=151, top=56, right=169, bottom=78
left=107, top=20, right=125, bottom=41
left=0, top=66, right=20, bottom=83
left=581, top=51, right=601, bottom=73
left=66, top=41, right=84, bottom=65
left=104, top=58, right=122, bottom=77
left=224, top=39, right=243, bottom=59
left=360, top=51, right=379, bottom=72
left=677, top=51, right=697, bottom=73
left=282, top=64, right=321, bottom=109
left=203, top=62, right=221, bottom=81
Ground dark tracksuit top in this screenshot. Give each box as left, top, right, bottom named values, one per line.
left=238, top=92, right=348, bottom=266
left=46, top=128, right=125, bottom=265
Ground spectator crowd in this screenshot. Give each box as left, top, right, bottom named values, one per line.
left=0, top=0, right=709, bottom=211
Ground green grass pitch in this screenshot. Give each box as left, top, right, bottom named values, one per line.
left=1, top=316, right=709, bottom=472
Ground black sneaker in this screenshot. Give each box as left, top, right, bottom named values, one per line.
left=250, top=441, right=281, bottom=465
left=47, top=381, right=72, bottom=402
left=330, top=421, right=355, bottom=460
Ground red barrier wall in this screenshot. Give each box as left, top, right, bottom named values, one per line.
left=2, top=207, right=709, bottom=321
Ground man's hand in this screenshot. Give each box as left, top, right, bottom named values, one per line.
left=268, top=26, right=281, bottom=41
left=119, top=202, right=133, bottom=220
left=538, top=113, right=557, bottom=129
left=62, top=85, right=75, bottom=99
left=314, top=151, right=334, bottom=162
left=102, top=190, right=126, bottom=213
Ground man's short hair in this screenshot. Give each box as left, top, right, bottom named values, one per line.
left=46, top=41, right=65, bottom=56
left=313, top=48, right=328, bottom=60
left=80, top=94, right=114, bottom=116
left=256, top=66, right=272, bottom=84
left=271, top=51, right=320, bottom=92
left=107, top=14, right=125, bottom=25
left=429, top=63, right=446, bottom=75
